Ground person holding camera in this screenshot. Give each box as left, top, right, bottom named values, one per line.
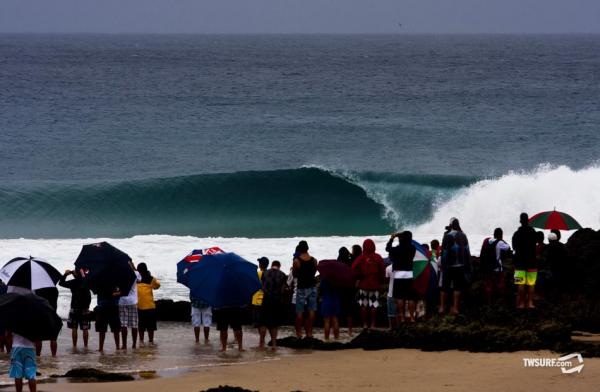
left=59, top=269, right=92, bottom=348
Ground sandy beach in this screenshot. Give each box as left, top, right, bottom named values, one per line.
left=37, top=348, right=598, bottom=392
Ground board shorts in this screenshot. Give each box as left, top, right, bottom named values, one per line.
left=387, top=296, right=398, bottom=318
left=95, top=305, right=121, bottom=333
left=214, top=307, right=243, bottom=332
left=441, top=266, right=467, bottom=291
left=295, top=287, right=317, bottom=314
left=191, top=306, right=212, bottom=328
left=514, top=269, right=537, bottom=286
left=138, top=309, right=157, bottom=332
left=392, top=278, right=418, bottom=300
left=9, top=347, right=36, bottom=380
left=119, top=304, right=139, bottom=328
left=67, top=309, right=92, bottom=330
left=357, top=289, right=380, bottom=308
left=259, top=298, right=285, bottom=328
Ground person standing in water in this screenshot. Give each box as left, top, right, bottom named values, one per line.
left=136, top=263, right=160, bottom=345
left=292, top=241, right=318, bottom=338
left=59, top=269, right=92, bottom=349
left=387, top=231, right=417, bottom=323
left=352, top=239, right=385, bottom=329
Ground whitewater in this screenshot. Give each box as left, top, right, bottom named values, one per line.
left=0, top=164, right=598, bottom=318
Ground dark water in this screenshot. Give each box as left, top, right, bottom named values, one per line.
left=1, top=34, right=599, bottom=237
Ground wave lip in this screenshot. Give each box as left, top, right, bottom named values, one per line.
left=414, top=164, right=600, bottom=237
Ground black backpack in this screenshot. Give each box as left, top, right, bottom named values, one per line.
left=480, top=238, right=500, bottom=273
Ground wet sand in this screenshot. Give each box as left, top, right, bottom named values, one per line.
left=38, top=348, right=599, bottom=392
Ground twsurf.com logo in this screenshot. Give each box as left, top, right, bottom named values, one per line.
left=522, top=353, right=584, bottom=374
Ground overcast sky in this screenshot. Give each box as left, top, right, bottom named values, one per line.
left=1, top=0, right=599, bottom=34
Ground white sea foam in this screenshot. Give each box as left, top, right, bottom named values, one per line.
left=413, top=164, right=600, bottom=238
left=0, top=234, right=390, bottom=317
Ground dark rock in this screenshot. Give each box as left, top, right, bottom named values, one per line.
left=52, top=368, right=135, bottom=382
left=200, top=386, right=258, bottom=392
left=155, top=299, right=191, bottom=322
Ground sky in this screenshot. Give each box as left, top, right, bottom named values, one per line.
left=1, top=0, right=599, bottom=34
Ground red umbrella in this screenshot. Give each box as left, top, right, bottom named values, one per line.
left=317, top=259, right=355, bottom=289
left=528, top=210, right=582, bottom=231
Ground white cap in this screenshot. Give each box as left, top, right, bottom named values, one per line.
left=548, top=232, right=558, bottom=241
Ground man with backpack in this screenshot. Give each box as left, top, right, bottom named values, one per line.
left=480, top=228, right=511, bottom=305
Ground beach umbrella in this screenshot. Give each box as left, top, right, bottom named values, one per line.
left=529, top=210, right=582, bottom=231
left=0, top=257, right=61, bottom=291
left=176, top=247, right=225, bottom=286
left=412, top=240, right=437, bottom=296
left=0, top=293, right=63, bottom=341
left=74, top=242, right=136, bottom=296
left=317, top=259, right=355, bottom=289
left=177, top=250, right=261, bottom=308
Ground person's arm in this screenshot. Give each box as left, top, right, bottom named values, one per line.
left=292, top=258, right=300, bottom=276
left=59, top=270, right=75, bottom=289
left=385, top=236, right=395, bottom=253
left=152, top=278, right=161, bottom=289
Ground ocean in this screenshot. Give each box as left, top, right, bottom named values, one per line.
left=0, top=33, right=599, bottom=382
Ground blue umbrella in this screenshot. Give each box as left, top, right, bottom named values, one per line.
left=177, top=251, right=261, bottom=308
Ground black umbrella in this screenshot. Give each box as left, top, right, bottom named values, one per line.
left=0, top=293, right=63, bottom=341
left=74, top=242, right=135, bottom=296
left=0, top=257, right=61, bottom=291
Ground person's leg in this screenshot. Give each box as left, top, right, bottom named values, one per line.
left=451, top=291, right=461, bottom=314
left=258, top=326, right=267, bottom=348
left=323, top=317, right=331, bottom=340
left=269, top=327, right=278, bottom=350
left=139, top=329, right=145, bottom=344
left=71, top=328, right=78, bottom=347
left=234, top=329, right=244, bottom=351
left=14, top=378, right=23, bottom=392
left=50, top=340, right=57, bottom=357
left=131, top=328, right=138, bottom=348
left=439, top=291, right=447, bottom=313
left=306, top=310, right=315, bottom=337
left=517, top=285, right=525, bottom=308
left=219, top=330, right=227, bottom=352
left=98, top=332, right=105, bottom=352
left=148, top=331, right=155, bottom=343
left=82, top=329, right=89, bottom=348
left=396, top=299, right=405, bottom=324
left=194, top=327, right=200, bottom=343
left=203, top=327, right=210, bottom=342
left=360, top=306, right=368, bottom=329
left=347, top=316, right=353, bottom=336
left=35, top=342, right=41, bottom=357
left=527, top=285, right=536, bottom=308
left=113, top=331, right=120, bottom=350
left=28, top=379, right=36, bottom=392
left=369, top=307, right=377, bottom=329
left=408, top=300, right=416, bottom=322
left=295, top=313, right=304, bottom=338
left=120, top=327, right=128, bottom=349
left=332, top=316, right=340, bottom=340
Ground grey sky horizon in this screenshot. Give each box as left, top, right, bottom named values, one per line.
left=1, top=0, right=599, bottom=34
